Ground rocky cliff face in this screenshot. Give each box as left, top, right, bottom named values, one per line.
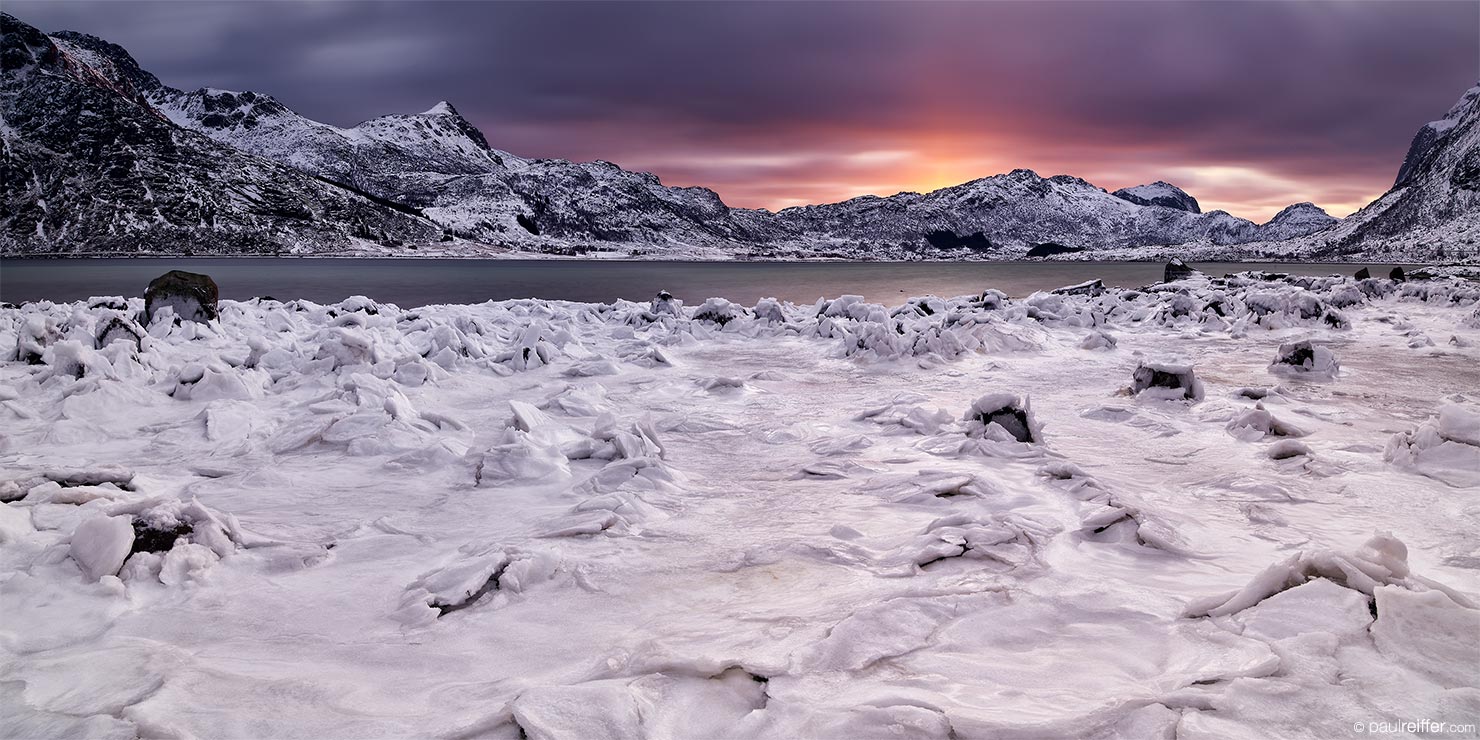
left=0, top=15, right=440, bottom=255
left=4, top=13, right=1473, bottom=261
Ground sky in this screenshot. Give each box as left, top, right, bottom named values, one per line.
left=9, top=1, right=1478, bottom=221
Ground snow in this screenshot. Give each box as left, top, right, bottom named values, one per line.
left=2, top=270, right=1479, bottom=737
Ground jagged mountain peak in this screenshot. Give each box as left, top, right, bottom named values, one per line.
left=1112, top=181, right=1201, bottom=213
left=352, top=103, right=493, bottom=153
left=45, top=26, right=164, bottom=97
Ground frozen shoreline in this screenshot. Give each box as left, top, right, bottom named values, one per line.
left=3, top=271, right=1479, bottom=738
left=1, top=251, right=1454, bottom=264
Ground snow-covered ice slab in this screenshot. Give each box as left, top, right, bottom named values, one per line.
left=2, top=271, right=1478, bottom=738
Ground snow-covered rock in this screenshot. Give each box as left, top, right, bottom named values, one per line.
left=1131, top=362, right=1204, bottom=402
left=1268, top=340, right=1339, bottom=378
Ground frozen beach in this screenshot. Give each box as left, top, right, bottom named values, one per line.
left=2, top=269, right=1479, bottom=739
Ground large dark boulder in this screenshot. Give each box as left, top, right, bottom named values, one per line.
left=1390, top=266, right=1406, bottom=282
left=145, top=270, right=219, bottom=323
left=1164, top=258, right=1198, bottom=283
left=1354, top=267, right=1371, bottom=280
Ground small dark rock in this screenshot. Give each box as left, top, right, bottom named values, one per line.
left=145, top=270, right=219, bottom=324
left=1354, top=267, right=1371, bottom=280
left=1389, top=266, right=1406, bottom=282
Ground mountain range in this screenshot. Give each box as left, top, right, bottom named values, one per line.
left=1, top=12, right=1474, bottom=262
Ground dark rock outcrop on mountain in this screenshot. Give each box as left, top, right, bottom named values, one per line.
left=1112, top=182, right=1201, bottom=213
left=2, top=13, right=1473, bottom=261
left=1026, top=242, right=1084, bottom=257
left=0, top=14, right=441, bottom=255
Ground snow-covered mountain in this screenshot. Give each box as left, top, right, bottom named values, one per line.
left=768, top=170, right=1340, bottom=257
left=0, top=13, right=1472, bottom=261
left=0, top=16, right=441, bottom=255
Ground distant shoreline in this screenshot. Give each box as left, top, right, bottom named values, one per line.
left=0, top=254, right=1443, bottom=267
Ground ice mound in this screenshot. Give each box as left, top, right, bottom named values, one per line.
left=1078, top=330, right=1116, bottom=350
left=94, top=313, right=146, bottom=352
left=1371, top=585, right=1480, bottom=688
left=68, top=515, right=134, bottom=581
left=649, top=290, right=682, bottom=317
left=510, top=668, right=768, bottom=740
left=751, top=297, right=787, bottom=324
left=963, top=393, right=1040, bottom=443
left=12, top=314, right=59, bottom=364
left=856, top=393, right=953, bottom=435
left=1040, top=462, right=1189, bottom=553
left=1226, top=403, right=1309, bottom=441
left=1265, top=439, right=1313, bottom=460
left=886, top=513, right=1050, bottom=573
left=692, top=297, right=744, bottom=326
left=397, top=544, right=561, bottom=625
left=1131, top=362, right=1204, bottom=402
left=1268, top=340, right=1339, bottom=378
left=1185, top=533, right=1475, bottom=618
left=1384, top=404, right=1480, bottom=487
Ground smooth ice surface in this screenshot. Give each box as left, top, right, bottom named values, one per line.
left=2, top=270, right=1478, bottom=738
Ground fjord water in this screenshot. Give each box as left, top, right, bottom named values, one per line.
left=0, top=258, right=1403, bottom=306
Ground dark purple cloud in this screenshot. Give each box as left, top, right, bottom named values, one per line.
left=9, top=0, right=1477, bottom=220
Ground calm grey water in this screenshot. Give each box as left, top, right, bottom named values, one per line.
left=0, top=258, right=1396, bottom=307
